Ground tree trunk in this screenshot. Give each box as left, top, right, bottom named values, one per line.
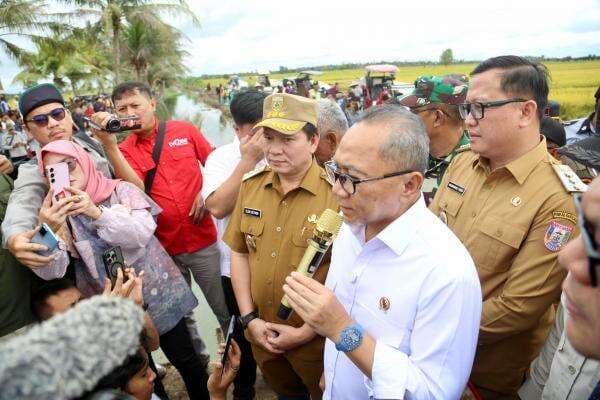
left=112, top=25, right=120, bottom=84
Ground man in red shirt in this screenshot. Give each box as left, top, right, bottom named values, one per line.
left=94, top=81, right=230, bottom=398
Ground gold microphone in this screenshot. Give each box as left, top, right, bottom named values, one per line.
left=277, top=208, right=344, bottom=320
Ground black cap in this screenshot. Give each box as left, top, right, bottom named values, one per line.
left=19, top=83, right=65, bottom=119
left=541, top=116, right=566, bottom=147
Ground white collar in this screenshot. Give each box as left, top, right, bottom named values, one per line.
left=348, top=195, right=427, bottom=256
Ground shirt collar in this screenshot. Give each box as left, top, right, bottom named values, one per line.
left=472, top=136, right=548, bottom=185
left=264, top=158, right=322, bottom=196
left=349, top=195, right=428, bottom=257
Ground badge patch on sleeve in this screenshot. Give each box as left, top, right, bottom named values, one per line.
left=544, top=220, right=573, bottom=252
left=243, top=207, right=261, bottom=218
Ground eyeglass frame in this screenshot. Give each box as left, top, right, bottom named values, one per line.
left=574, top=193, right=600, bottom=287
left=458, top=98, right=527, bottom=120
left=26, top=107, right=67, bottom=127
left=324, top=160, right=417, bottom=195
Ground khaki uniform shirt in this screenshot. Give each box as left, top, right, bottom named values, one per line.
left=519, top=296, right=600, bottom=400
left=430, top=137, right=579, bottom=394
left=223, top=159, right=339, bottom=359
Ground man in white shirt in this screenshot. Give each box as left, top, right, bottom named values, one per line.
left=282, top=104, right=482, bottom=399
left=202, top=89, right=267, bottom=399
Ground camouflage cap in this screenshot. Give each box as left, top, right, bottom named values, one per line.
left=253, top=93, right=318, bottom=135
left=398, top=74, right=469, bottom=107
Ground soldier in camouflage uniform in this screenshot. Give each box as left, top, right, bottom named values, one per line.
left=398, top=74, right=470, bottom=204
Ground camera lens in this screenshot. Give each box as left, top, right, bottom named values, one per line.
left=106, top=118, right=122, bottom=132
left=50, top=173, right=54, bottom=178
left=51, top=178, right=55, bottom=183
left=49, top=168, right=54, bottom=172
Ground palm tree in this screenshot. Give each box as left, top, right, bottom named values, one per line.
left=0, top=0, right=53, bottom=61
left=122, top=17, right=187, bottom=86
left=62, top=0, right=199, bottom=83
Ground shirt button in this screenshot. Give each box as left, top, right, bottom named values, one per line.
left=471, top=212, right=476, bottom=218
left=276, top=226, right=282, bottom=232
left=266, top=280, right=272, bottom=285
left=281, top=201, right=287, bottom=207
left=271, top=252, right=276, bottom=258
left=568, top=365, right=576, bottom=375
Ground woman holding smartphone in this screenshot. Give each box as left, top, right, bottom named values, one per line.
left=32, top=139, right=210, bottom=400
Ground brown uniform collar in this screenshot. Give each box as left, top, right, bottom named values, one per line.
left=264, top=157, right=322, bottom=196
left=473, top=136, right=549, bottom=185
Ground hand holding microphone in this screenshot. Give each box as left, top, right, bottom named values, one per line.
left=277, top=208, right=343, bottom=320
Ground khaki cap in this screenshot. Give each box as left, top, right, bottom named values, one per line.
left=254, top=93, right=318, bottom=135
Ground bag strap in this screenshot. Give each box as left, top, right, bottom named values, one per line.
left=144, top=121, right=166, bottom=195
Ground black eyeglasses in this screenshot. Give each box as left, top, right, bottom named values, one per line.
left=27, top=107, right=67, bottom=127
left=324, top=160, right=416, bottom=195
left=458, top=98, right=526, bottom=120
left=574, top=193, right=600, bottom=287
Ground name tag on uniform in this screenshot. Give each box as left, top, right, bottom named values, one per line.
left=448, top=181, right=466, bottom=195
left=243, top=207, right=262, bottom=218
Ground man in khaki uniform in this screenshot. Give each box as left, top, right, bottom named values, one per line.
left=223, top=93, right=338, bottom=399
left=430, top=56, right=581, bottom=399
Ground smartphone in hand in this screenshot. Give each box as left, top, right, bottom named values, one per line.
left=102, top=246, right=126, bottom=287
left=221, top=316, right=237, bottom=373
left=45, top=162, right=70, bottom=201
left=31, top=223, right=59, bottom=256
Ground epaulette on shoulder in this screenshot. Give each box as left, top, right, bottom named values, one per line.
left=456, top=143, right=471, bottom=153
left=552, top=163, right=588, bottom=193
left=242, top=164, right=269, bottom=181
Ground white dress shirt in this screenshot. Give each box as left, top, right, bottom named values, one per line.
left=202, top=136, right=266, bottom=277
left=324, top=196, right=482, bottom=400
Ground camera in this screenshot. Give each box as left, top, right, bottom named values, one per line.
left=84, top=116, right=141, bottom=133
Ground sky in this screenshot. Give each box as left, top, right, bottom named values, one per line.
left=1, top=0, right=600, bottom=92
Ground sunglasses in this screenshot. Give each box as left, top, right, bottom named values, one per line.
left=574, top=193, right=600, bottom=287
left=26, top=107, right=67, bottom=127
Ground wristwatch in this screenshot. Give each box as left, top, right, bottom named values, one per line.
left=239, top=311, right=259, bottom=330
left=335, top=323, right=364, bottom=352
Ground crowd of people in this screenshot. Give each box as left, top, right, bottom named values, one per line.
left=0, top=54, right=599, bottom=400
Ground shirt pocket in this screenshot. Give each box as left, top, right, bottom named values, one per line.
left=167, top=144, right=195, bottom=161
left=472, top=214, right=526, bottom=272
left=292, top=220, right=317, bottom=248
left=438, top=193, right=464, bottom=225
left=240, top=215, right=265, bottom=262
left=356, top=299, right=412, bottom=353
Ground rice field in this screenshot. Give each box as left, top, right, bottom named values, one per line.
left=203, top=60, right=600, bottom=120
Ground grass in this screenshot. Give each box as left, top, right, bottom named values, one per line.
left=202, top=60, right=600, bottom=120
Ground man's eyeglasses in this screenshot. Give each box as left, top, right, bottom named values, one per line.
left=458, top=98, right=526, bottom=120
left=574, top=193, right=600, bottom=287
left=26, top=107, right=67, bottom=127
left=324, top=160, right=416, bottom=195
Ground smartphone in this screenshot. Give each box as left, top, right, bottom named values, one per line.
left=221, top=316, right=237, bottom=371
left=31, top=223, right=59, bottom=255
left=102, top=246, right=126, bottom=287
left=45, top=162, right=70, bottom=201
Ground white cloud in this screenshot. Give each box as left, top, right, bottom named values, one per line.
left=2, top=0, right=599, bottom=92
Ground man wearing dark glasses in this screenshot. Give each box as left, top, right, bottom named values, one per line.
left=1, top=83, right=138, bottom=270
left=398, top=74, right=470, bottom=204
left=430, top=56, right=581, bottom=399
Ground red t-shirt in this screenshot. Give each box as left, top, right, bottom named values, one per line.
left=120, top=119, right=217, bottom=255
